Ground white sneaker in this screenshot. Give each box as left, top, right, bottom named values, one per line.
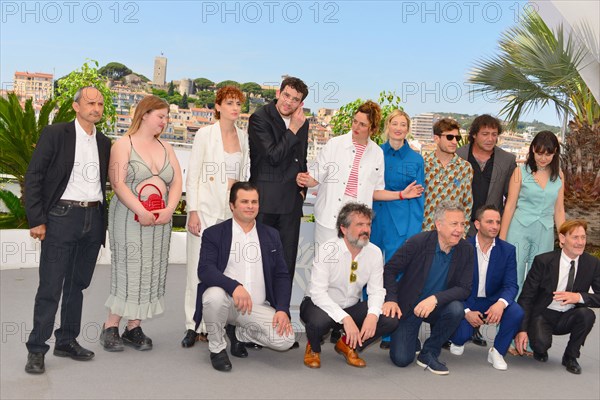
left=488, top=347, right=508, bottom=370
left=449, top=343, right=464, bottom=355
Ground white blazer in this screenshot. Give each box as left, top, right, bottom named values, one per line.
left=186, top=122, right=250, bottom=224
left=313, top=132, right=385, bottom=229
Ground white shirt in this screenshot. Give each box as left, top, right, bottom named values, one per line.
left=223, top=219, right=266, bottom=304
left=60, top=119, right=102, bottom=202
left=464, top=236, right=508, bottom=313
left=312, top=132, right=385, bottom=229
left=307, top=237, right=386, bottom=323
left=547, top=251, right=582, bottom=312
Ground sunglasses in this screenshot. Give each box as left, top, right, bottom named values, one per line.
left=350, top=260, right=358, bottom=283
left=436, top=134, right=461, bottom=141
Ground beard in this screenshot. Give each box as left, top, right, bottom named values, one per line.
left=347, top=232, right=370, bottom=248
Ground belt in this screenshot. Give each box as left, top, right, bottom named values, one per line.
left=57, top=200, right=101, bottom=208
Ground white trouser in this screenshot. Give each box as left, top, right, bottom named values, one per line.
left=202, top=286, right=295, bottom=354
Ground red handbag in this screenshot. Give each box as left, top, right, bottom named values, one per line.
left=135, top=183, right=165, bottom=222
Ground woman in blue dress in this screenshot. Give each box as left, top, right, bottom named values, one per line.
left=500, top=131, right=564, bottom=355
left=500, top=130, right=565, bottom=292
left=370, top=110, right=425, bottom=348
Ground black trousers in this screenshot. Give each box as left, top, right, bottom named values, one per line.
left=26, top=203, right=103, bottom=354
left=300, top=297, right=399, bottom=353
left=256, top=192, right=303, bottom=281
left=528, top=307, right=596, bottom=359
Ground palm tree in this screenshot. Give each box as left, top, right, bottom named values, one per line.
left=0, top=93, right=74, bottom=227
left=469, top=11, right=600, bottom=247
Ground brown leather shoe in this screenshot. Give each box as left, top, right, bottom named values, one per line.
left=335, top=338, right=366, bottom=367
left=304, top=344, right=321, bottom=368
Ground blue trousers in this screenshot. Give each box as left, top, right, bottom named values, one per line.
left=450, top=299, right=524, bottom=355
left=390, top=300, right=464, bottom=367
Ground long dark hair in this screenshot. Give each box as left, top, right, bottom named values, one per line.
left=525, top=131, right=560, bottom=181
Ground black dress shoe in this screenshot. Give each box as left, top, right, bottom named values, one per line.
left=380, top=340, right=390, bottom=349
left=533, top=351, right=548, bottom=362
left=181, top=329, right=199, bottom=348
left=25, top=352, right=45, bottom=374
left=54, top=340, right=95, bottom=361
left=472, top=328, right=487, bottom=347
left=225, top=325, right=248, bottom=358
left=562, top=355, right=582, bottom=374
left=210, top=350, right=232, bottom=372
left=100, top=325, right=124, bottom=352
left=122, top=327, right=153, bottom=351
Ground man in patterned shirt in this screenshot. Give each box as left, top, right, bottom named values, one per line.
left=422, top=118, right=473, bottom=232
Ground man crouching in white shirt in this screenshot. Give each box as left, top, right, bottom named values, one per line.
left=300, top=202, right=399, bottom=368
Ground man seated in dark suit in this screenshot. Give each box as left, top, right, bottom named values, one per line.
left=447, top=205, right=523, bottom=370
left=383, top=201, right=474, bottom=375
left=515, top=219, right=600, bottom=374
left=193, top=182, right=295, bottom=372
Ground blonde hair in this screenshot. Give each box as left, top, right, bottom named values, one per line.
left=382, top=109, right=411, bottom=141
left=127, top=95, right=169, bottom=138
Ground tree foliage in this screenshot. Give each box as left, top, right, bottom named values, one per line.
left=194, top=91, right=216, bottom=108
left=241, top=82, right=262, bottom=96
left=54, top=60, right=116, bottom=133
left=0, top=93, right=74, bottom=227
left=216, top=80, right=240, bottom=89
left=98, top=62, right=132, bottom=80
left=194, top=78, right=214, bottom=91
left=180, top=93, right=189, bottom=109
left=329, top=91, right=403, bottom=144
left=469, top=11, right=599, bottom=128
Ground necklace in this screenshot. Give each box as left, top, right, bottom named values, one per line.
left=537, top=165, right=548, bottom=171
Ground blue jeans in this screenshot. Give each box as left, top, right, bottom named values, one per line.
left=390, top=300, right=464, bottom=367
left=26, top=203, right=103, bottom=354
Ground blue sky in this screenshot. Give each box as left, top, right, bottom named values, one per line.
left=1, top=0, right=562, bottom=125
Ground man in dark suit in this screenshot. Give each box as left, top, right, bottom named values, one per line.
left=383, top=201, right=474, bottom=375
left=194, top=182, right=295, bottom=372
left=448, top=205, right=523, bottom=370
left=248, top=76, right=309, bottom=281
left=24, top=86, right=111, bottom=374
left=456, top=114, right=516, bottom=347
left=516, top=219, right=600, bottom=374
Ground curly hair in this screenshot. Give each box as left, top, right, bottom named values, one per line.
left=355, top=100, right=382, bottom=136
left=214, top=86, right=246, bottom=120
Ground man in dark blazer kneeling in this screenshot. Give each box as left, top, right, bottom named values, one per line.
left=383, top=201, right=474, bottom=375
left=515, top=219, right=600, bottom=374
left=194, top=182, right=295, bottom=372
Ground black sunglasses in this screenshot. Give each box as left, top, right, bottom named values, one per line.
left=436, top=134, right=461, bottom=141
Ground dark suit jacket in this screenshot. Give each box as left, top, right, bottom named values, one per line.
left=24, top=121, right=111, bottom=242
left=518, top=250, right=600, bottom=332
left=248, top=100, right=309, bottom=214
left=464, top=236, right=518, bottom=308
left=193, top=219, right=292, bottom=326
left=457, top=145, right=516, bottom=236
left=384, top=231, right=474, bottom=319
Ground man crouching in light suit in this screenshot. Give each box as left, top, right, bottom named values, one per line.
left=193, top=182, right=295, bottom=372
